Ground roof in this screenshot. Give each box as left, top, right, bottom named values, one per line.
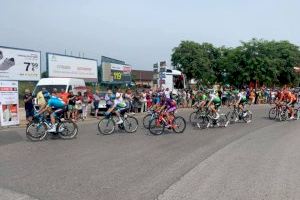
left=132, top=70, right=154, bottom=81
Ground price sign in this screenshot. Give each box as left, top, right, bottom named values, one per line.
left=113, top=72, right=122, bottom=80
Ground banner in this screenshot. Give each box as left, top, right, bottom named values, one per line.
left=0, top=81, right=19, bottom=126
left=0, top=46, right=41, bottom=81
left=102, top=62, right=132, bottom=83
left=47, top=53, right=98, bottom=82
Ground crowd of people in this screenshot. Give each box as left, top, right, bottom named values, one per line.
left=22, top=85, right=300, bottom=124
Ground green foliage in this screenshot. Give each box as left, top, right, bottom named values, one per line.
left=171, top=39, right=300, bottom=87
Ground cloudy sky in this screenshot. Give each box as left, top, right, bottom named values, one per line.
left=0, top=0, right=299, bottom=70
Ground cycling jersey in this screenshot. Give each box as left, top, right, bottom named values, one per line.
left=210, top=94, right=221, bottom=105
left=47, top=96, right=65, bottom=109
left=201, top=94, right=208, bottom=101
left=237, top=92, right=247, bottom=103
left=114, top=98, right=127, bottom=108
left=163, top=98, right=177, bottom=113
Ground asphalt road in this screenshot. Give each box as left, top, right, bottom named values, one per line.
left=0, top=105, right=299, bottom=200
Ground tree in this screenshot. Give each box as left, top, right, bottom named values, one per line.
left=172, top=38, right=300, bottom=87
left=171, top=41, right=218, bottom=85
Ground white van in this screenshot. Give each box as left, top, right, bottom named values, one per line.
left=33, top=78, right=86, bottom=96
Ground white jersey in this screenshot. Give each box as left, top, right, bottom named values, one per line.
left=238, top=92, right=246, bottom=101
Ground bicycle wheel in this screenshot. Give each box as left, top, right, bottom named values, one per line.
left=243, top=110, right=252, bottom=123
left=218, top=114, right=229, bottom=127
left=57, top=120, right=78, bottom=139
left=124, top=116, right=139, bottom=133
left=279, top=110, right=288, bottom=121
left=268, top=107, right=277, bottom=120
left=229, top=111, right=238, bottom=123
left=26, top=121, right=48, bottom=141
left=143, top=114, right=152, bottom=129
left=189, top=111, right=200, bottom=126
left=149, top=118, right=165, bottom=135
left=196, top=115, right=209, bottom=129
left=97, top=118, right=115, bottom=135
left=172, top=116, right=186, bottom=133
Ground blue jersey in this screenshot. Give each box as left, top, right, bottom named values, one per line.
left=47, top=96, right=65, bottom=109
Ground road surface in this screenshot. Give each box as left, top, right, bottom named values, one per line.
left=0, top=105, right=299, bottom=200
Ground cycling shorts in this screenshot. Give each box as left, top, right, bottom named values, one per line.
left=166, top=106, right=176, bottom=113
left=52, top=107, right=65, bottom=118
left=287, top=100, right=297, bottom=107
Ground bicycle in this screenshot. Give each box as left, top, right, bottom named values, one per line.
left=148, top=111, right=186, bottom=135
left=278, top=104, right=300, bottom=121
left=268, top=103, right=283, bottom=120
left=189, top=106, right=207, bottom=126
left=227, top=104, right=252, bottom=123
left=26, top=108, right=78, bottom=141
left=143, top=108, right=159, bottom=129
left=196, top=107, right=229, bottom=129
left=97, top=109, right=139, bottom=135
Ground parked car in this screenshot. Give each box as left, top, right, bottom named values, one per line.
left=90, top=92, right=108, bottom=116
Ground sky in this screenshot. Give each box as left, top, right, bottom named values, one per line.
left=0, top=0, right=300, bottom=71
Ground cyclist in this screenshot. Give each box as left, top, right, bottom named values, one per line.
left=158, top=94, right=177, bottom=127
left=236, top=89, right=248, bottom=117
left=105, top=91, right=127, bottom=124
left=285, top=89, right=297, bottom=119
left=207, top=92, right=221, bottom=119
left=193, top=90, right=208, bottom=111
left=37, top=90, right=66, bottom=132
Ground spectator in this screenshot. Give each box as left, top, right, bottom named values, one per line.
left=82, top=92, right=90, bottom=120
left=146, top=91, right=152, bottom=110
left=68, top=90, right=76, bottom=120
left=75, top=92, right=83, bottom=120
left=116, top=88, right=123, bottom=102
left=93, top=90, right=101, bottom=119
left=248, top=89, right=256, bottom=105
left=23, top=89, right=34, bottom=123
left=140, top=90, right=147, bottom=112
left=124, top=89, right=134, bottom=113
left=187, top=91, right=192, bottom=108
left=36, top=87, right=49, bottom=109
left=59, top=88, right=69, bottom=104
left=132, top=91, right=141, bottom=113
left=164, top=88, right=171, bottom=99
left=182, top=90, right=187, bottom=108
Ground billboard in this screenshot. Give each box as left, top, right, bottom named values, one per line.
left=102, top=62, right=132, bottom=83
left=0, top=46, right=41, bottom=81
left=0, top=81, right=19, bottom=126
left=47, top=53, right=98, bottom=82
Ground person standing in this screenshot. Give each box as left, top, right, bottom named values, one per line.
left=93, top=90, right=101, bottom=119
left=81, top=92, right=90, bottom=120
left=182, top=90, right=187, bottom=108
left=68, top=90, right=76, bottom=120
left=164, top=88, right=171, bottom=99
left=75, top=92, right=83, bottom=121
left=23, top=89, right=34, bottom=123
left=140, top=90, right=147, bottom=112
left=124, top=89, right=134, bottom=113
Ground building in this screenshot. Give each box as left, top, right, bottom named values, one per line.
left=132, top=70, right=154, bottom=88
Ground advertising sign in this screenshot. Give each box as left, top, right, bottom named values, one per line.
left=47, top=53, right=98, bottom=82
left=0, top=81, right=19, bottom=126
left=102, top=62, right=132, bottom=83
left=0, top=46, right=41, bottom=81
